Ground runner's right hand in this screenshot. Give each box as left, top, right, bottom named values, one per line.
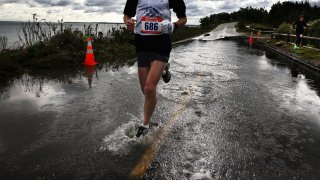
left=125, top=19, right=135, bottom=31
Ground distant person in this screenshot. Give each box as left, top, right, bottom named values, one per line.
left=293, top=15, right=308, bottom=49
left=123, top=0, right=187, bottom=137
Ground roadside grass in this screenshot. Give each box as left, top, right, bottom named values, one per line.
left=290, top=46, right=320, bottom=60
left=249, top=23, right=274, bottom=31
left=237, top=22, right=320, bottom=68
left=172, top=25, right=217, bottom=42
left=265, top=39, right=320, bottom=69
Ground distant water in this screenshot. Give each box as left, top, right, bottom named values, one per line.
left=0, top=21, right=124, bottom=48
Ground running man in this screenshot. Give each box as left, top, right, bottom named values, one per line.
left=293, top=15, right=308, bottom=49
left=123, top=0, right=187, bottom=137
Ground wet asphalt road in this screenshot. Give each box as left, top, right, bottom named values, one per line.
left=1, top=23, right=320, bottom=179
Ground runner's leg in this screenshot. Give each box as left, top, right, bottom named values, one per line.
left=143, top=60, right=166, bottom=126
left=296, top=33, right=301, bottom=46
left=138, top=67, right=150, bottom=95
left=299, top=34, right=303, bottom=47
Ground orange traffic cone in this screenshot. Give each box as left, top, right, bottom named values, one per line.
left=84, top=37, right=97, bottom=66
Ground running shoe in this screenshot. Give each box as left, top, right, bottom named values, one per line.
left=136, top=126, right=149, bottom=137
left=162, top=63, right=171, bottom=83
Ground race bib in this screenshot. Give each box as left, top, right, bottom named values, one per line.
left=141, top=16, right=163, bottom=34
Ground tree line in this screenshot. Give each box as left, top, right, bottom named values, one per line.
left=200, top=1, right=320, bottom=28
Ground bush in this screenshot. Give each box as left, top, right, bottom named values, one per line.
left=0, top=36, right=8, bottom=52
left=108, top=27, right=134, bottom=43
left=309, top=19, right=320, bottom=37
left=49, top=27, right=86, bottom=51
left=171, top=26, right=212, bottom=42
left=250, top=23, right=273, bottom=31
left=236, top=22, right=247, bottom=31
left=277, top=23, right=294, bottom=33
left=200, top=16, right=210, bottom=27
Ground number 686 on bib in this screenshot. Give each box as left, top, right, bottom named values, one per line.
left=141, top=16, right=163, bottom=34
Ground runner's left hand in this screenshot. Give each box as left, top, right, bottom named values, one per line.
left=161, top=20, right=175, bottom=34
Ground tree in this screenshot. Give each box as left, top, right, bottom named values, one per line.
left=200, top=16, right=210, bottom=27
left=268, top=1, right=320, bottom=27
left=232, top=7, right=268, bottom=24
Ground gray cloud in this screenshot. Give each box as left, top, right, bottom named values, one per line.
left=72, top=5, right=86, bottom=10
left=0, top=0, right=23, bottom=3
left=1, top=0, right=320, bottom=23
left=0, top=0, right=78, bottom=6
left=83, top=0, right=125, bottom=13
left=84, top=0, right=123, bottom=7
left=34, top=0, right=78, bottom=6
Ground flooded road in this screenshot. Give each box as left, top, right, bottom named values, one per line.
left=1, top=23, right=320, bottom=179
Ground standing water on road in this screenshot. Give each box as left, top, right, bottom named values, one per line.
left=1, top=23, right=320, bottom=179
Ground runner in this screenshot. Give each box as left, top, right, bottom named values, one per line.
left=293, top=15, right=308, bottom=49
left=123, top=0, right=187, bottom=137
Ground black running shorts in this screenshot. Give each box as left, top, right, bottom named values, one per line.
left=134, top=34, right=172, bottom=67
left=137, top=52, right=169, bottom=67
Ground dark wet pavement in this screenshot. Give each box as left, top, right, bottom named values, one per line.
left=1, top=23, right=320, bottom=179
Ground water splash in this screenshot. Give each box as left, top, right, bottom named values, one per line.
left=190, top=171, right=215, bottom=180
left=100, top=114, right=161, bottom=155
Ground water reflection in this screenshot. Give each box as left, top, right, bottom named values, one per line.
left=83, top=65, right=96, bottom=88
left=0, top=71, right=77, bottom=101
left=290, top=64, right=299, bottom=78
left=0, top=74, right=70, bottom=107
left=265, top=50, right=320, bottom=98
left=236, top=41, right=320, bottom=121
left=0, top=59, right=136, bottom=100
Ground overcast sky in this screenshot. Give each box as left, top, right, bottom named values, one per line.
left=0, top=0, right=319, bottom=24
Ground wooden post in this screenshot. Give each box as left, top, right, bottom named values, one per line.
left=287, top=32, right=290, bottom=43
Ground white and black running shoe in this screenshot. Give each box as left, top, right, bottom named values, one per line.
left=162, top=63, right=171, bottom=83
left=136, top=126, right=149, bottom=137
